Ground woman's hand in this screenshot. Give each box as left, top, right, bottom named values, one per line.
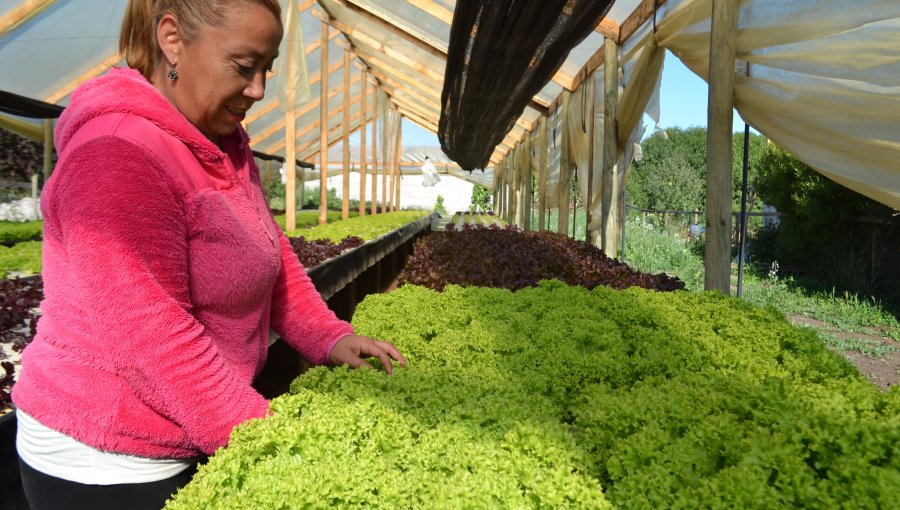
left=328, top=335, right=407, bottom=375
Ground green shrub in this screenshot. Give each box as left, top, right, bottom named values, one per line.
left=0, top=220, right=42, bottom=244
left=168, top=283, right=897, bottom=509
left=0, top=240, right=42, bottom=278
left=754, top=144, right=898, bottom=298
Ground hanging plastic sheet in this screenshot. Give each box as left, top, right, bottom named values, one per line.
left=653, top=0, right=900, bottom=209
left=421, top=158, right=441, bottom=187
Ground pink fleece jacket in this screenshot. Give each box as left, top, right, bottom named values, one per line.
left=12, top=68, right=353, bottom=458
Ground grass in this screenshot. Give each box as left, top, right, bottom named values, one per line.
left=617, top=218, right=900, bottom=356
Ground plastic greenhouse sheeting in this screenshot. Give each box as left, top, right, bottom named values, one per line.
left=0, top=0, right=898, bottom=208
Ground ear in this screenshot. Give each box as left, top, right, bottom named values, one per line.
left=156, top=13, right=183, bottom=65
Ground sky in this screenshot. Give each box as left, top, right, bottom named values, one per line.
left=393, top=51, right=751, bottom=148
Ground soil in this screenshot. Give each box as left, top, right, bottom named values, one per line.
left=787, top=315, right=900, bottom=391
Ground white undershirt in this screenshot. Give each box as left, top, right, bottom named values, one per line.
left=16, top=409, right=194, bottom=485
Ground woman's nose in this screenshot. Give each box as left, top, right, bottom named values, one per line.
left=245, top=72, right=266, bottom=101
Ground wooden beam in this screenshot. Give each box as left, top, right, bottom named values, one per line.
left=45, top=52, right=121, bottom=103
left=704, top=0, right=738, bottom=294
left=252, top=66, right=360, bottom=146
left=263, top=94, right=368, bottom=155
left=367, top=67, right=440, bottom=113
left=594, top=17, right=621, bottom=41
left=311, top=8, right=444, bottom=84
left=0, top=0, right=55, bottom=35
left=336, top=38, right=443, bottom=102
left=619, top=0, right=670, bottom=46
left=404, top=0, right=453, bottom=24
left=245, top=29, right=340, bottom=127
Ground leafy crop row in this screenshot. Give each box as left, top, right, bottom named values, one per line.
left=272, top=210, right=352, bottom=232
left=0, top=220, right=42, bottom=245
left=168, top=283, right=898, bottom=509
left=292, top=211, right=431, bottom=241
left=289, top=236, right=364, bottom=268
left=0, top=240, right=41, bottom=278
left=0, top=276, right=42, bottom=412
left=400, top=225, right=684, bottom=292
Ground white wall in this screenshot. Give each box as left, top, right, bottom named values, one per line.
left=307, top=172, right=474, bottom=214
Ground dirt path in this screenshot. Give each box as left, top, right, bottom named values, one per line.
left=787, top=315, right=900, bottom=391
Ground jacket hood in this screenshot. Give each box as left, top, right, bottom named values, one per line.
left=55, top=67, right=246, bottom=162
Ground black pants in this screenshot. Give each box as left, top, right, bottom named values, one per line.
left=19, top=459, right=199, bottom=510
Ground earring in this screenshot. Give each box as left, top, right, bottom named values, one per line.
left=167, top=63, right=178, bottom=81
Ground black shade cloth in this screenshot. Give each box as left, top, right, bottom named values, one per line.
left=0, top=90, right=64, bottom=119
left=439, top=0, right=615, bottom=170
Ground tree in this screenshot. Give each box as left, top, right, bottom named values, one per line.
left=627, top=126, right=766, bottom=212
left=469, top=184, right=492, bottom=213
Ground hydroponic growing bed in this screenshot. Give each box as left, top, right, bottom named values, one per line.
left=166, top=282, right=899, bottom=509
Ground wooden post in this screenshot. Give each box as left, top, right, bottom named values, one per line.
left=39, top=118, right=53, bottom=219
left=522, top=134, right=533, bottom=230
left=538, top=116, right=548, bottom=231
left=31, top=172, right=39, bottom=218
left=381, top=95, right=389, bottom=213
left=341, top=48, right=351, bottom=220
left=510, top=145, right=519, bottom=226
left=393, top=116, right=402, bottom=210
left=358, top=69, right=368, bottom=216
left=601, top=38, right=619, bottom=256
left=42, top=119, right=53, bottom=183
left=558, top=91, right=571, bottom=236
left=318, top=21, right=330, bottom=225
left=388, top=107, right=398, bottom=212
left=588, top=70, right=602, bottom=245
left=371, top=85, right=379, bottom=215
left=705, top=0, right=738, bottom=294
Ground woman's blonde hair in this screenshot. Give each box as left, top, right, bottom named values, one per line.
left=119, top=0, right=282, bottom=79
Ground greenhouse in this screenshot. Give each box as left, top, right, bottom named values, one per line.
left=1, top=0, right=899, bottom=508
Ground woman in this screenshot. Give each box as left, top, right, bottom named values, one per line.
left=12, top=1, right=405, bottom=508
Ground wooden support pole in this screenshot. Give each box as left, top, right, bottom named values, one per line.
left=510, top=145, right=519, bottom=226
left=358, top=70, right=368, bottom=216
left=393, top=118, right=402, bottom=210
left=341, top=48, right=351, bottom=220
left=381, top=95, right=389, bottom=213
left=587, top=70, right=600, bottom=245
left=285, top=117, right=297, bottom=231
left=704, top=0, right=738, bottom=294
left=390, top=107, right=400, bottom=212
left=558, top=91, right=571, bottom=236
left=42, top=118, right=54, bottom=181
left=370, top=85, right=379, bottom=215
left=538, top=116, right=548, bottom=230
left=522, top=133, right=533, bottom=230
left=601, top=39, right=619, bottom=255
left=318, top=21, right=330, bottom=225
